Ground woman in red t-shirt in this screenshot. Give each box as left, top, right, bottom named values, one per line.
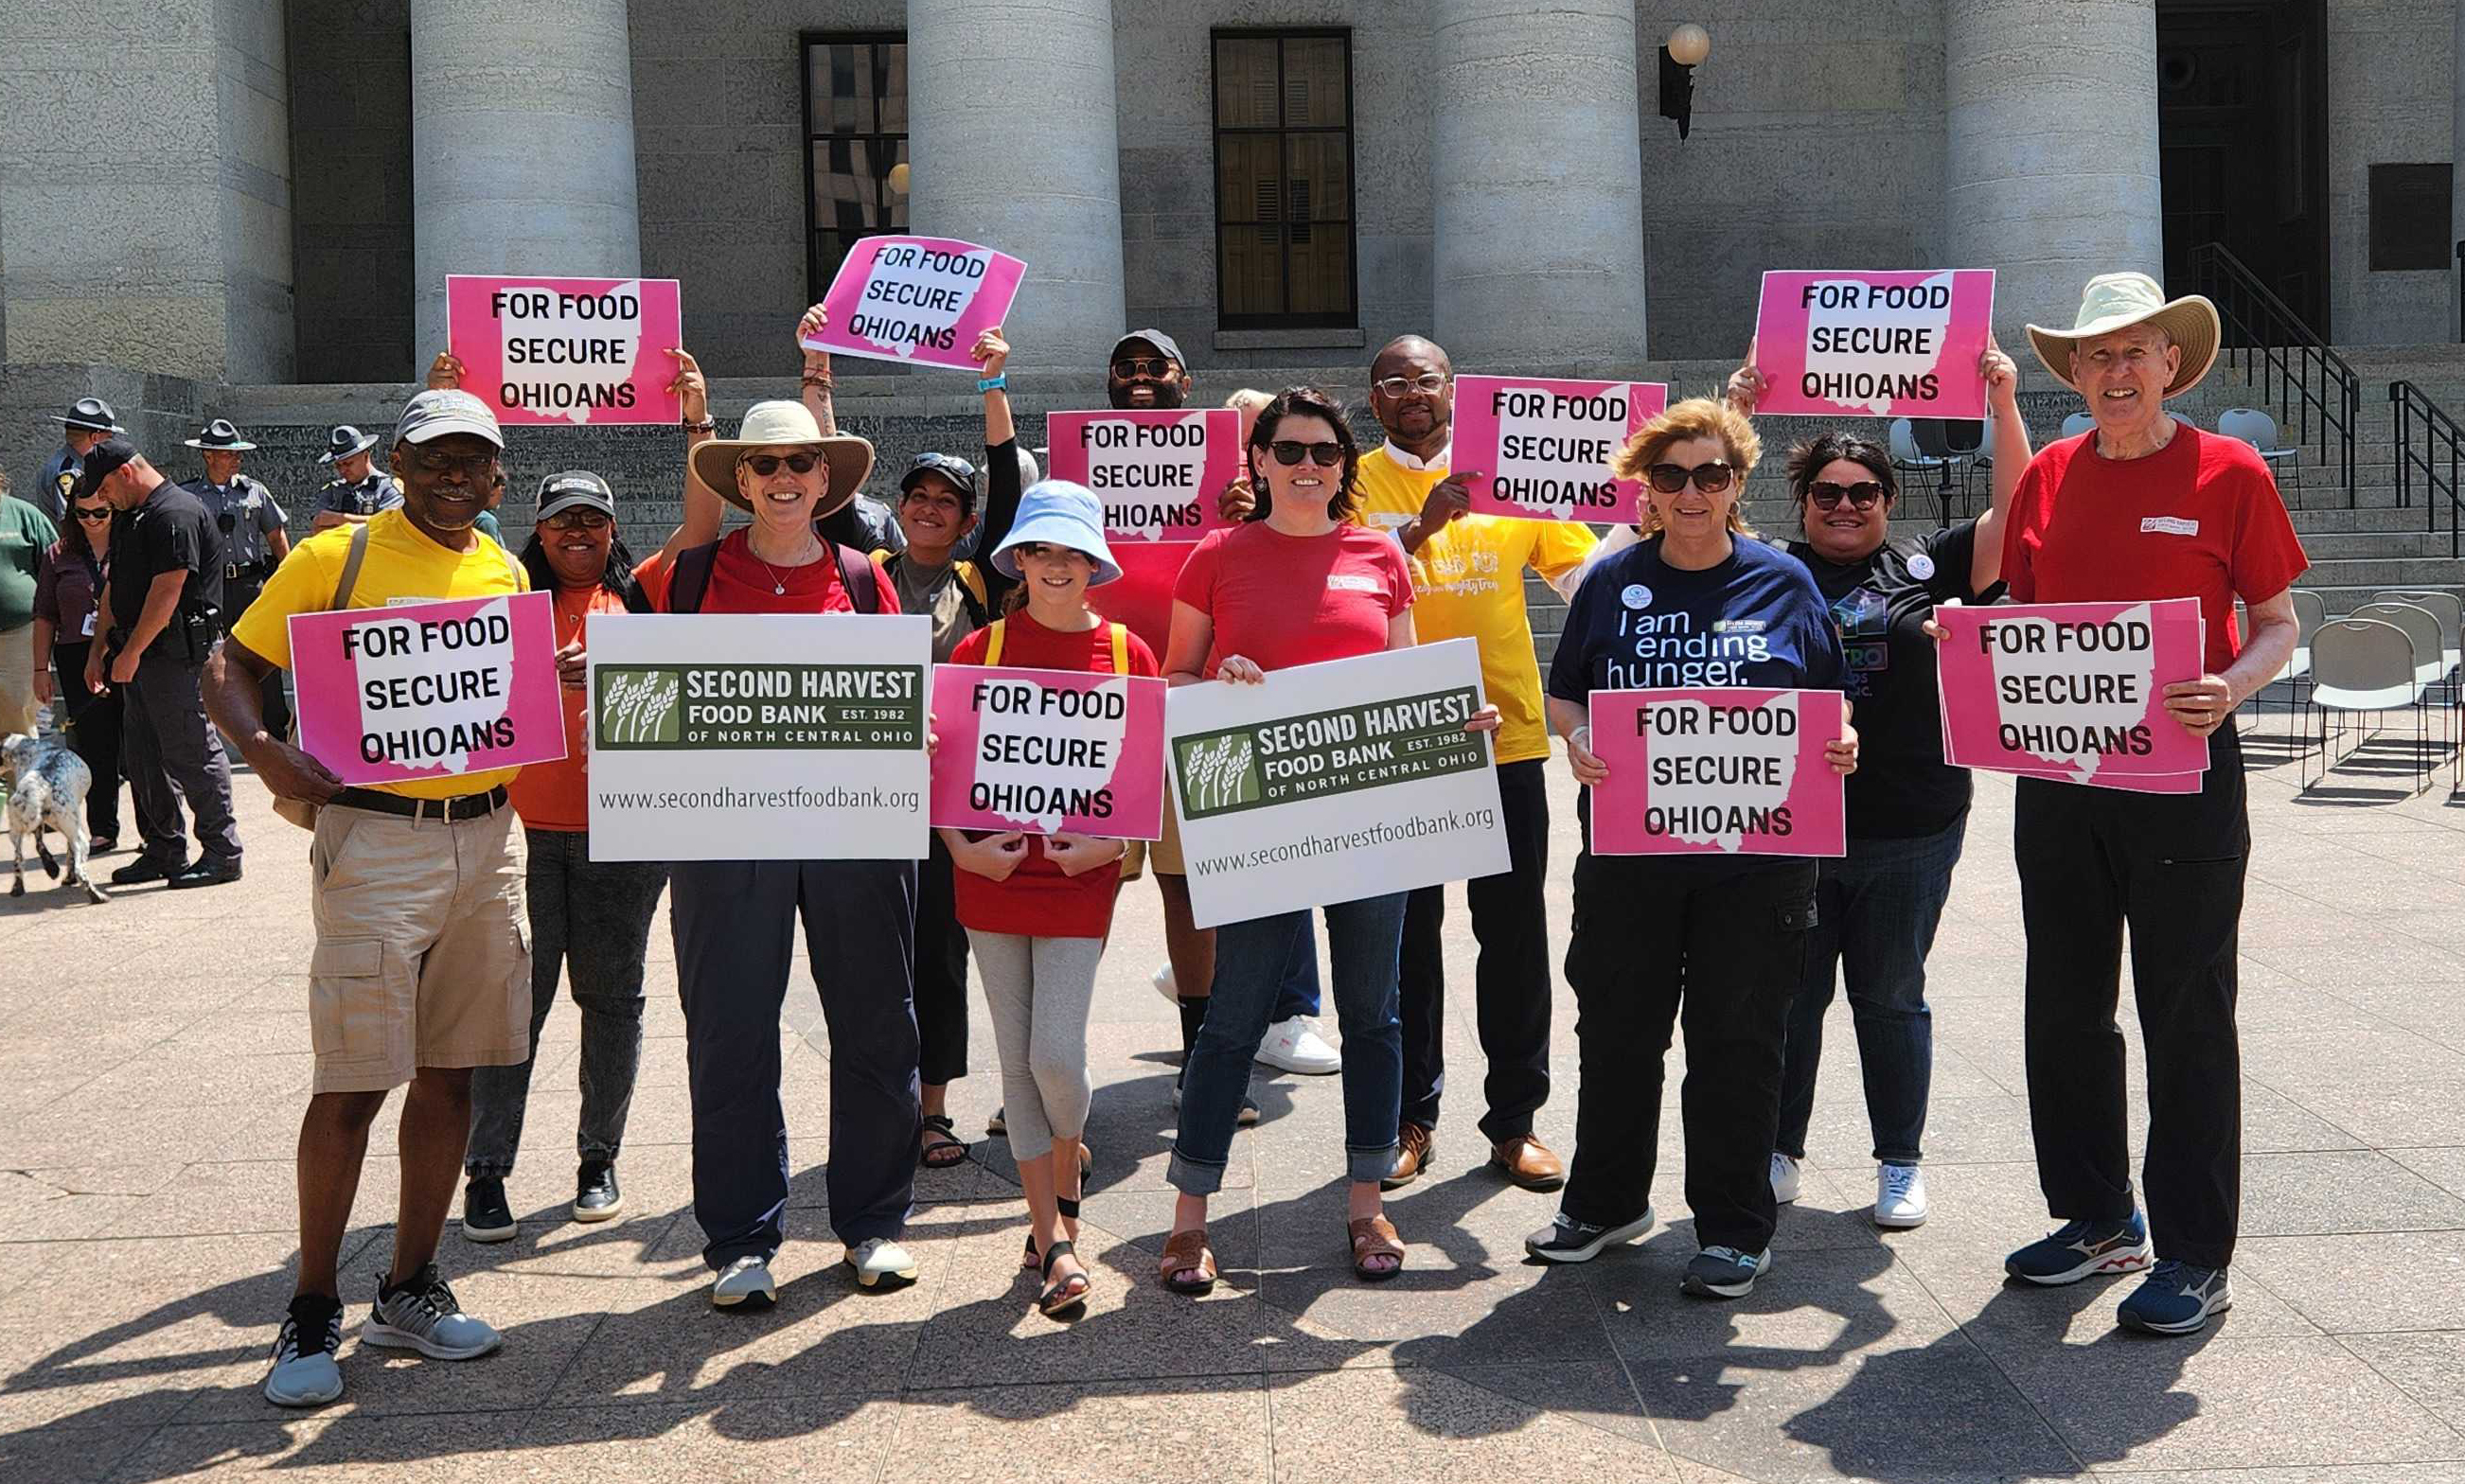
left=939, top=480, right=1158, bottom=1318
left=1155, top=387, right=1498, bottom=1295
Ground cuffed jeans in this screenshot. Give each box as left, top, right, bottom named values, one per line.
left=1561, top=846, right=1817, bottom=1254
left=2017, top=726, right=2247, bottom=1270
left=671, top=857, right=920, bottom=1269
left=1776, top=815, right=1966, bottom=1166
left=1400, top=757, right=1552, bottom=1140
left=466, top=825, right=668, bottom=1178
left=1170, top=891, right=1408, bottom=1195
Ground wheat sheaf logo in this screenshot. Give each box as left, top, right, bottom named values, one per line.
left=599, top=668, right=682, bottom=746
left=1177, top=732, right=1260, bottom=816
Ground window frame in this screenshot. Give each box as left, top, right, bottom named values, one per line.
left=1207, top=26, right=1360, bottom=331
left=800, top=30, right=910, bottom=306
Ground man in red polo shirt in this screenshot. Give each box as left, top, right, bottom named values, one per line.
left=1993, top=273, right=2305, bottom=1336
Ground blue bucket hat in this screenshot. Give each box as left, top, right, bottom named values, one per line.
left=990, top=480, right=1123, bottom=587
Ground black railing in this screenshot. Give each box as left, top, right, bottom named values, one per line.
left=2390, top=380, right=2465, bottom=557
left=2190, top=241, right=2359, bottom=505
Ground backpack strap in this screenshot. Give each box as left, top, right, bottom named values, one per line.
left=835, top=544, right=881, bottom=614
left=955, top=559, right=988, bottom=621
left=984, top=619, right=1006, bottom=666
left=495, top=536, right=522, bottom=589
left=669, top=539, right=719, bottom=614
left=871, top=546, right=896, bottom=571
left=330, top=520, right=373, bottom=610
left=1109, top=622, right=1128, bottom=676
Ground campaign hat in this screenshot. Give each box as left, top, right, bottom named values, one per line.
left=183, top=418, right=257, bottom=451
left=50, top=398, right=123, bottom=434
left=319, top=425, right=380, bottom=463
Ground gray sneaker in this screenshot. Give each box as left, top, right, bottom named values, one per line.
left=261, top=1293, right=345, bottom=1407
left=712, top=1253, right=777, bottom=1309
left=362, top=1263, right=502, bottom=1360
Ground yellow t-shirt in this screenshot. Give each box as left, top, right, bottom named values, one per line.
left=232, top=508, right=530, bottom=799
left=1353, top=444, right=1598, bottom=766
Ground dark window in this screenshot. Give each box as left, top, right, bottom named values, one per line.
left=2368, top=164, right=2452, bottom=272
left=802, top=34, right=910, bottom=302
left=1211, top=30, right=1357, bottom=329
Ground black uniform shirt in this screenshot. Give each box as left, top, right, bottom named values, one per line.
left=110, top=479, right=224, bottom=639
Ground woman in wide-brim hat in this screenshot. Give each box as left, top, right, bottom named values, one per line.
left=685, top=400, right=875, bottom=526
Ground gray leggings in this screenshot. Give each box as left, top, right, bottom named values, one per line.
left=966, top=929, right=1103, bottom=1160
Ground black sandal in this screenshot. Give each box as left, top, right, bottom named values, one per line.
left=919, top=1114, right=968, bottom=1170
left=1037, top=1239, right=1091, bottom=1317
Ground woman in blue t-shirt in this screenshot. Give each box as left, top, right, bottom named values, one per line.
left=1533, top=397, right=1856, bottom=1300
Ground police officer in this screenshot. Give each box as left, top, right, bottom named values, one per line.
left=181, top=419, right=293, bottom=736
left=40, top=398, right=124, bottom=527
left=307, top=425, right=401, bottom=533
left=77, top=435, right=244, bottom=889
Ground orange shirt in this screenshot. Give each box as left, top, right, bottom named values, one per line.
left=505, top=583, right=632, bottom=832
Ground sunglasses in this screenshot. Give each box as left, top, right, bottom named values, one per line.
left=1268, top=441, right=1344, bottom=468
left=73, top=505, right=110, bottom=521
left=1806, top=480, right=1886, bottom=511
left=740, top=453, right=819, bottom=477
left=1645, top=461, right=1736, bottom=495
left=543, top=509, right=612, bottom=531
left=1111, top=356, right=1174, bottom=379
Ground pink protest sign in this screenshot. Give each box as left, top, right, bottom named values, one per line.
left=930, top=663, right=1167, bottom=839
left=289, top=592, right=566, bottom=786
left=1751, top=270, right=1996, bottom=419
left=1046, top=409, right=1243, bottom=543
left=1934, top=599, right=2209, bottom=785
left=803, top=235, right=1027, bottom=370
left=1587, top=688, right=1846, bottom=857
left=443, top=276, right=683, bottom=426
left=1450, top=376, right=1669, bottom=523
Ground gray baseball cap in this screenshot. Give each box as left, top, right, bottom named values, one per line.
left=535, top=469, right=616, bottom=521
left=394, top=388, right=504, bottom=450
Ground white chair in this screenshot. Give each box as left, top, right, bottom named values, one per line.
left=2303, top=617, right=2433, bottom=790
left=1888, top=418, right=1953, bottom=503
left=2218, top=407, right=2302, bottom=492
left=2375, top=590, right=2462, bottom=681
left=2060, top=412, right=2096, bottom=439
left=2351, top=600, right=2449, bottom=692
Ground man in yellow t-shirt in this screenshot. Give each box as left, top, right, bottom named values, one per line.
left=1355, top=335, right=1597, bottom=1195
left=204, top=387, right=530, bottom=1408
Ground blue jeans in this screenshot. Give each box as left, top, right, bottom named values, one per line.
left=1775, top=816, right=1966, bottom=1166
left=1272, top=928, right=1322, bottom=1019
left=1170, top=892, right=1407, bottom=1195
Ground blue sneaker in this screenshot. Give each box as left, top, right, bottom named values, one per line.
left=1680, top=1246, right=1770, bottom=1298
left=2117, top=1261, right=2231, bottom=1334
left=2004, top=1213, right=2153, bottom=1285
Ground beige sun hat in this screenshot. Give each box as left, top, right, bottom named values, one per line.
left=687, top=399, right=877, bottom=517
left=2026, top=273, right=2222, bottom=398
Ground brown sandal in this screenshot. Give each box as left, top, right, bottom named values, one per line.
left=1160, top=1228, right=1217, bottom=1296
left=1348, top=1214, right=1406, bottom=1281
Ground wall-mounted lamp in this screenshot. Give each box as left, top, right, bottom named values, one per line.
left=888, top=162, right=912, bottom=195
left=1659, top=23, right=1711, bottom=140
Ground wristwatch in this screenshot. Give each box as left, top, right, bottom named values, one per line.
left=683, top=417, right=716, bottom=433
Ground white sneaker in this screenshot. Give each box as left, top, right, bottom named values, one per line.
left=1770, top=1152, right=1802, bottom=1205
left=1256, top=1016, right=1341, bottom=1075
left=711, top=1254, right=776, bottom=1309
left=846, top=1236, right=920, bottom=1288
left=1152, top=962, right=1179, bottom=1005
left=1874, top=1163, right=1928, bottom=1228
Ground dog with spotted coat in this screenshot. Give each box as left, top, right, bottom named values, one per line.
left=3, top=733, right=108, bottom=904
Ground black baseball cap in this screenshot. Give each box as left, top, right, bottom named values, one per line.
left=74, top=437, right=139, bottom=501
left=535, top=469, right=616, bottom=521
left=899, top=451, right=980, bottom=514
left=1110, top=329, right=1186, bottom=371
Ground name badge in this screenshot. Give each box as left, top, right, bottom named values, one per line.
left=80, top=611, right=98, bottom=637
left=2139, top=516, right=2199, bottom=537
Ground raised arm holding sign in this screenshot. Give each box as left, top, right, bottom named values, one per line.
left=443, top=275, right=684, bottom=426
left=1750, top=270, right=1995, bottom=419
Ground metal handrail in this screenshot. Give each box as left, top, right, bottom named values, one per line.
left=2390, top=380, right=2465, bottom=558
left=2190, top=241, right=2359, bottom=505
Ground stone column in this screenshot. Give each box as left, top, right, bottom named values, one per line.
left=410, top=0, right=642, bottom=362
left=1430, top=0, right=1649, bottom=368
left=1945, top=0, right=2163, bottom=346
left=2452, top=2, right=2465, bottom=340
left=906, top=0, right=1125, bottom=369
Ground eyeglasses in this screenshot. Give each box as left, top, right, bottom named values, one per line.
left=411, top=449, right=499, bottom=479
left=1268, top=441, right=1345, bottom=468
left=1111, top=356, right=1173, bottom=379
left=740, top=453, right=819, bottom=477
left=73, top=506, right=110, bottom=522
left=543, top=509, right=612, bottom=532
left=1806, top=480, right=1886, bottom=511
left=1645, top=461, right=1737, bottom=494
left=1373, top=373, right=1449, bottom=398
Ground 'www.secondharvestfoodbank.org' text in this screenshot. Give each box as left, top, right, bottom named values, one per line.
left=597, top=786, right=922, bottom=812
left=1188, top=807, right=1496, bottom=874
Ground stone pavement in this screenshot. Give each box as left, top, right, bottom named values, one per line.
left=4, top=706, right=2465, bottom=1482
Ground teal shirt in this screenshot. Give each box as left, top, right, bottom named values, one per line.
left=474, top=508, right=503, bottom=543
left=0, top=496, right=61, bottom=632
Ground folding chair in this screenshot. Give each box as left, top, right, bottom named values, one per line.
left=2350, top=600, right=2455, bottom=768
left=2302, top=617, right=2431, bottom=790
left=2060, top=412, right=2096, bottom=439
left=2218, top=408, right=2302, bottom=496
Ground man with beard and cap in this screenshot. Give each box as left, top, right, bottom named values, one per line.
left=308, top=424, right=402, bottom=533
left=78, top=435, right=244, bottom=890
left=40, top=398, right=124, bottom=526
left=1349, top=335, right=1594, bottom=1193
left=1094, top=328, right=1340, bottom=1126
left=180, top=420, right=293, bottom=736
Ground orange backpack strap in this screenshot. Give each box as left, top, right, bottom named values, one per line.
left=984, top=618, right=1006, bottom=666
left=1109, top=622, right=1128, bottom=675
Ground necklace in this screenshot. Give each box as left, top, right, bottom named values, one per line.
left=748, top=536, right=819, bottom=595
